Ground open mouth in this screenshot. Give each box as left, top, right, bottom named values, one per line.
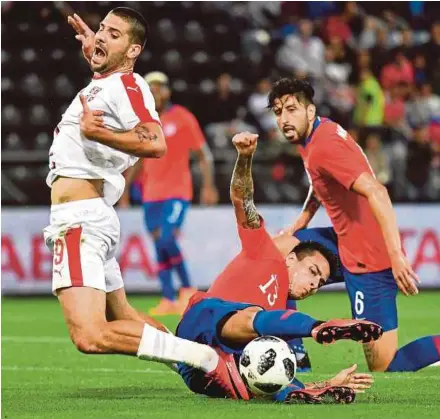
left=92, top=45, right=107, bottom=63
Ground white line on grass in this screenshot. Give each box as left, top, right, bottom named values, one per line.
left=3, top=336, right=70, bottom=343
left=2, top=365, right=175, bottom=375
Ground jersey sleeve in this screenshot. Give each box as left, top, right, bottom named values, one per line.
left=115, top=73, right=161, bottom=130
left=237, top=218, right=273, bottom=259
left=311, top=129, right=372, bottom=190
left=183, top=109, right=206, bottom=150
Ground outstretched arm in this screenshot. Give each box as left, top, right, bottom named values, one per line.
left=286, top=186, right=320, bottom=235
left=352, top=172, right=419, bottom=296
left=230, top=132, right=260, bottom=229
left=305, top=364, right=373, bottom=394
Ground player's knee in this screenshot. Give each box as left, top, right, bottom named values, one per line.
left=70, top=326, right=106, bottom=354
left=221, top=307, right=261, bottom=342
left=363, top=341, right=397, bottom=372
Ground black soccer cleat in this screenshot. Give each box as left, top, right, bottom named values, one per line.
left=284, top=386, right=356, bottom=404
left=312, top=319, right=383, bottom=345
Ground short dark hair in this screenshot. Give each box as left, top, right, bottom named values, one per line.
left=110, top=7, right=148, bottom=49
left=267, top=78, right=315, bottom=109
left=291, top=240, right=339, bottom=280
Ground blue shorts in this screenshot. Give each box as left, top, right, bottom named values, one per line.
left=344, top=268, right=398, bottom=332
left=143, top=199, right=190, bottom=234
left=176, top=297, right=257, bottom=355
left=294, top=227, right=398, bottom=332
left=176, top=297, right=257, bottom=397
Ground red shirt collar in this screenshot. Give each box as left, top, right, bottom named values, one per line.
left=92, top=70, right=133, bottom=80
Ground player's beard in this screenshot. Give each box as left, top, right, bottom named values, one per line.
left=282, top=117, right=310, bottom=144
left=91, top=51, right=126, bottom=75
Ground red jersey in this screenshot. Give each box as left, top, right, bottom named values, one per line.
left=298, top=119, right=391, bottom=273
left=141, top=105, right=205, bottom=202
left=205, top=220, right=289, bottom=310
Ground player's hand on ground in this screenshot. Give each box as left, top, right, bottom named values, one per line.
left=232, top=132, right=258, bottom=156
left=329, top=364, right=373, bottom=393
left=79, top=94, right=106, bottom=140
left=200, top=185, right=219, bottom=206
left=391, top=252, right=420, bottom=296
left=68, top=13, right=95, bottom=62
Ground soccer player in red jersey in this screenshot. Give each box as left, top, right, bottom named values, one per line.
left=268, top=77, right=440, bottom=372
left=120, top=72, right=219, bottom=315
left=175, top=132, right=381, bottom=402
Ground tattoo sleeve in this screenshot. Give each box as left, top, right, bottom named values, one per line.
left=230, top=154, right=260, bottom=229
left=134, top=125, right=158, bottom=143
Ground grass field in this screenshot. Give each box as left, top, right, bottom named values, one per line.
left=2, top=292, right=439, bottom=419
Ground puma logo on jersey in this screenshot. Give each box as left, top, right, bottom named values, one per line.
left=126, top=86, right=139, bottom=92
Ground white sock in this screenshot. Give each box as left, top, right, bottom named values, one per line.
left=137, top=323, right=219, bottom=373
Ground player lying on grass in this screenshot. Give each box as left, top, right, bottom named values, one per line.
left=175, top=132, right=380, bottom=402
left=268, top=77, right=440, bottom=372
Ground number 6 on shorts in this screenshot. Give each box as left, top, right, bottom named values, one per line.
left=354, top=291, right=365, bottom=317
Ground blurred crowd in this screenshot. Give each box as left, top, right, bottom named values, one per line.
left=204, top=1, right=440, bottom=202
left=2, top=1, right=440, bottom=204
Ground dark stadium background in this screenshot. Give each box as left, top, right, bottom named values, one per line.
left=2, top=1, right=440, bottom=206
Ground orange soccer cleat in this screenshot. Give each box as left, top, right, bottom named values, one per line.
left=204, top=349, right=250, bottom=400
left=176, top=287, right=198, bottom=314
left=148, top=298, right=180, bottom=316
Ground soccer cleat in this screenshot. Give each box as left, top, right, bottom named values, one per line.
left=284, top=386, right=355, bottom=404
left=205, top=350, right=250, bottom=400
left=177, top=287, right=198, bottom=314
left=311, top=319, right=383, bottom=345
left=290, top=340, right=312, bottom=373
left=148, top=298, right=180, bottom=316
left=295, top=351, right=312, bottom=373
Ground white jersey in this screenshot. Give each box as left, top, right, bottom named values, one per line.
left=46, top=71, right=161, bottom=206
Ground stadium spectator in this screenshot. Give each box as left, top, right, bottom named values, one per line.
left=413, top=53, right=428, bottom=85
left=420, top=21, right=440, bottom=77
left=247, top=78, right=278, bottom=135
left=405, top=126, right=435, bottom=199
left=276, top=19, right=325, bottom=79
left=204, top=73, right=254, bottom=149
left=353, top=68, right=384, bottom=128
left=364, top=133, right=392, bottom=186
left=380, top=49, right=414, bottom=90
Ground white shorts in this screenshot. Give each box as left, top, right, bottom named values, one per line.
left=43, top=198, right=124, bottom=294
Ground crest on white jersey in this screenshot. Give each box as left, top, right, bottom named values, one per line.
left=86, top=86, right=103, bottom=102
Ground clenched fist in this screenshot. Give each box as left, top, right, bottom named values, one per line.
left=232, top=132, right=259, bottom=156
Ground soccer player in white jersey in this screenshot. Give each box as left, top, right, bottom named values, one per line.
left=43, top=7, right=247, bottom=399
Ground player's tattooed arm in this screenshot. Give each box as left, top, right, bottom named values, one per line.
left=134, top=125, right=158, bottom=143
left=230, top=132, right=260, bottom=229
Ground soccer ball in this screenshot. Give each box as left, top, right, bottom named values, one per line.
left=239, top=336, right=297, bottom=397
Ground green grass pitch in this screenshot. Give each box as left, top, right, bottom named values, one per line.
left=2, top=292, right=439, bottom=419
